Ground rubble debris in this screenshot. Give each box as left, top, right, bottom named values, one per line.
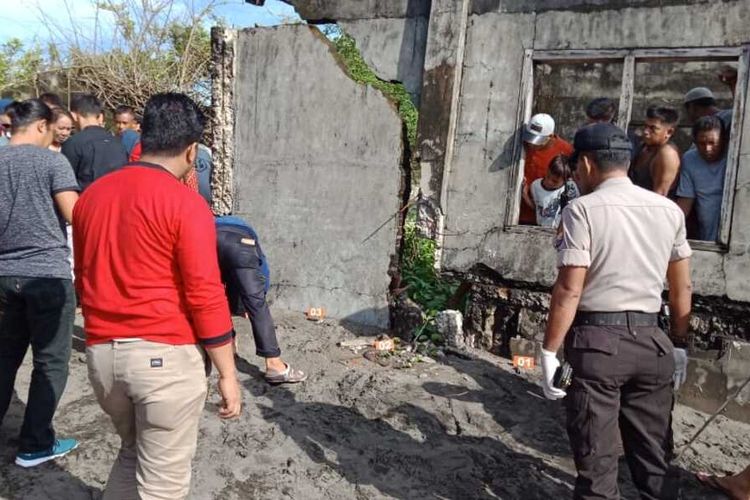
left=390, top=293, right=425, bottom=341
left=435, top=309, right=464, bottom=348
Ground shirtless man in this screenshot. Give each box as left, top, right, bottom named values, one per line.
left=629, top=106, right=681, bottom=196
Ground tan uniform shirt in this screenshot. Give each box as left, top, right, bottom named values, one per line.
left=556, top=176, right=692, bottom=313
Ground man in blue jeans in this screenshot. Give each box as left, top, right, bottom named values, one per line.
left=0, top=99, right=80, bottom=467
left=216, top=216, right=306, bottom=384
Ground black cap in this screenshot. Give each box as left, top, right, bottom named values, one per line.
left=570, top=123, right=632, bottom=166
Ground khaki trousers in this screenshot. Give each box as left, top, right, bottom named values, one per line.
left=87, top=341, right=208, bottom=500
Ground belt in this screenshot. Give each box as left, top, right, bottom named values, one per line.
left=574, top=311, right=659, bottom=327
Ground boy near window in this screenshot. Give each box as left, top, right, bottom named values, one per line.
left=524, top=154, right=579, bottom=228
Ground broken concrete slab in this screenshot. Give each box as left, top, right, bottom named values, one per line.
left=219, top=25, right=406, bottom=327
left=284, top=0, right=431, bottom=22
left=340, top=15, right=429, bottom=105
left=434, top=309, right=464, bottom=348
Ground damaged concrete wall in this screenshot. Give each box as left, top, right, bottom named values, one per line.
left=213, top=24, right=406, bottom=327
left=285, top=0, right=431, bottom=104
left=422, top=0, right=750, bottom=303
left=417, top=0, right=750, bottom=418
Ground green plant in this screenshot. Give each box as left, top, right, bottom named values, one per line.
left=0, top=39, right=43, bottom=96
left=331, top=33, right=418, bottom=150
left=401, top=216, right=460, bottom=342
left=401, top=217, right=457, bottom=315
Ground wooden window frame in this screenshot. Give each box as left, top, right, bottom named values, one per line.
left=505, top=46, right=750, bottom=251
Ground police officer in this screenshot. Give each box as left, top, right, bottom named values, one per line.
left=216, top=216, right=307, bottom=384
left=540, top=123, right=693, bottom=499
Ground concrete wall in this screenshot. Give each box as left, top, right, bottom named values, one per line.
left=284, top=0, right=431, bottom=21
left=232, top=0, right=750, bottom=417
left=286, top=0, right=431, bottom=104
left=421, top=0, right=750, bottom=296
left=340, top=15, right=429, bottom=105
left=417, top=0, right=750, bottom=417
left=214, top=25, right=406, bottom=327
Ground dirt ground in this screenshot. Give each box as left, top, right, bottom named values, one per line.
left=1, top=310, right=749, bottom=499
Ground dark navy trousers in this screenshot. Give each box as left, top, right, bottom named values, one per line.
left=216, top=223, right=280, bottom=358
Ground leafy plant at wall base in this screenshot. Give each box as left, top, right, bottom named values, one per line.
left=401, top=217, right=460, bottom=342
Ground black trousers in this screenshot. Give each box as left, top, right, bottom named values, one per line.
left=564, top=324, right=677, bottom=500
left=0, top=276, right=75, bottom=453
left=216, top=226, right=281, bottom=358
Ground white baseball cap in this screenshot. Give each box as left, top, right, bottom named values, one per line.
left=523, top=113, right=555, bottom=145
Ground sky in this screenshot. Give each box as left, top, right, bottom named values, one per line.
left=0, top=0, right=300, bottom=46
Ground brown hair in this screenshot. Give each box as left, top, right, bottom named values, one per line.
left=549, top=154, right=572, bottom=180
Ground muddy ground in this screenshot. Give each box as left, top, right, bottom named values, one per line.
left=1, top=310, right=748, bottom=499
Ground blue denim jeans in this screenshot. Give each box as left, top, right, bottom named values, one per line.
left=0, top=276, right=75, bottom=453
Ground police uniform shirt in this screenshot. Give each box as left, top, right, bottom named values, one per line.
left=555, top=177, right=692, bottom=313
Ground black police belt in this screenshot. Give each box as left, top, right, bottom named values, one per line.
left=573, top=311, right=659, bottom=327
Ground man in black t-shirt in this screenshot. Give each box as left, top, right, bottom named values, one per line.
left=62, top=94, right=128, bottom=190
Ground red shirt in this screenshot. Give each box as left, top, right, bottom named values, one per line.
left=73, top=162, right=232, bottom=347
left=129, top=141, right=141, bottom=162
left=520, top=135, right=573, bottom=224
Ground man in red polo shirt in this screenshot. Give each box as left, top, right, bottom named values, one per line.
left=73, top=93, right=240, bottom=499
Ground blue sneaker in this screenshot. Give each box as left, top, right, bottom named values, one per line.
left=15, top=438, right=79, bottom=468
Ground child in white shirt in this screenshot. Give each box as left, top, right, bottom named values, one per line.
left=523, top=154, right=579, bottom=228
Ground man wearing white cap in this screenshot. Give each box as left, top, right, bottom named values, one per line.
left=684, top=86, right=732, bottom=131
left=521, top=113, right=573, bottom=225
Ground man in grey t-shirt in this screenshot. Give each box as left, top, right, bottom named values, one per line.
left=0, top=99, right=80, bottom=468
left=0, top=144, right=80, bottom=277
left=676, top=115, right=726, bottom=242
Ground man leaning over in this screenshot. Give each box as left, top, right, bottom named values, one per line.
left=73, top=93, right=241, bottom=500
left=540, top=123, right=693, bottom=500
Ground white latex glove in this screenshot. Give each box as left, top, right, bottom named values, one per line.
left=673, top=348, right=688, bottom=390
left=541, top=349, right=567, bottom=400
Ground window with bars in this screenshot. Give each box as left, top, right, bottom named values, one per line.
left=506, top=46, right=749, bottom=251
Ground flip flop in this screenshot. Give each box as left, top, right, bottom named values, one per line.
left=695, top=472, right=740, bottom=499
left=265, top=364, right=308, bottom=385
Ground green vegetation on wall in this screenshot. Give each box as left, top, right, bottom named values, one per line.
left=331, top=33, right=418, bottom=150
left=401, top=217, right=457, bottom=316
left=327, top=27, right=460, bottom=341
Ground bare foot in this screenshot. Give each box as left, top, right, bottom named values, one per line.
left=697, top=472, right=750, bottom=500
left=265, top=357, right=287, bottom=374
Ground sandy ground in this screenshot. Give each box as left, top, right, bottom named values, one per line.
left=1, top=310, right=749, bottom=499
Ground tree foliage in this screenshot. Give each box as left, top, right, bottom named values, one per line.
left=0, top=39, right=44, bottom=96
left=1, top=0, right=217, bottom=110
left=41, top=0, right=217, bottom=111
